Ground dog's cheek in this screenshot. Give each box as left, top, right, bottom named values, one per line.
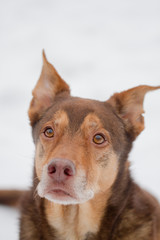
left=35, top=141, right=45, bottom=179
left=81, top=153, right=100, bottom=195
left=96, top=151, right=119, bottom=193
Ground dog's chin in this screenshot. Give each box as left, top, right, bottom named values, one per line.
left=45, top=192, right=79, bottom=205
left=45, top=189, right=76, bottom=205
left=44, top=190, right=94, bottom=205
left=37, top=185, right=94, bottom=205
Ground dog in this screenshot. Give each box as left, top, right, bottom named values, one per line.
left=0, top=51, right=160, bottom=240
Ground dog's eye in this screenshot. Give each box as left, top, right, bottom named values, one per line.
left=44, top=128, right=54, bottom=138
left=93, top=134, right=106, bottom=145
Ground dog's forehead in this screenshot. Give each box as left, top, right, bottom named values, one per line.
left=45, top=96, right=113, bottom=129
left=61, top=98, right=103, bottom=130
left=39, top=95, right=124, bottom=134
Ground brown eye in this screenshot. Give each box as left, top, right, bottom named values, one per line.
left=44, top=128, right=54, bottom=138
left=93, top=134, right=106, bottom=145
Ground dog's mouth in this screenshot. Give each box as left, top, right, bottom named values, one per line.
left=38, top=181, right=94, bottom=205
left=47, top=189, right=72, bottom=197
left=44, top=186, right=77, bottom=204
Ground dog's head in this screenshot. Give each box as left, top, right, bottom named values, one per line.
left=28, top=51, right=160, bottom=205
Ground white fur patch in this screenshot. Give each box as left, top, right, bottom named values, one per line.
left=37, top=165, right=94, bottom=205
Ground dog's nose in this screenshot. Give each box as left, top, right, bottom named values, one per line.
left=47, top=159, right=76, bottom=182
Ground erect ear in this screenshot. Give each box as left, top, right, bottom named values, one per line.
left=107, top=85, right=160, bottom=140
left=28, top=51, right=70, bottom=126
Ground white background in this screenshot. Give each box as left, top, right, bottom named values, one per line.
left=0, top=0, right=160, bottom=239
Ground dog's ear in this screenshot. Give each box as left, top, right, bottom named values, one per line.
left=107, top=85, right=160, bottom=140
left=28, top=51, right=70, bottom=126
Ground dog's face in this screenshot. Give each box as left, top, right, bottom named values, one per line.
left=33, top=96, right=126, bottom=205
left=29, top=52, right=160, bottom=205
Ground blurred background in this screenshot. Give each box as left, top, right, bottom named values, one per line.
left=0, top=0, right=160, bottom=239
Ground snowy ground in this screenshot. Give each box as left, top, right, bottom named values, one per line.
left=0, top=0, right=160, bottom=239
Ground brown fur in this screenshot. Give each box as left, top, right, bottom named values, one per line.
left=0, top=190, right=26, bottom=208
left=0, top=52, right=160, bottom=240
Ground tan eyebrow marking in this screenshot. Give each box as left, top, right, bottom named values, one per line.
left=53, top=110, right=69, bottom=129
left=80, top=113, right=103, bottom=132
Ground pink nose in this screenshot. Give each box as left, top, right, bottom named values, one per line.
left=47, top=158, right=76, bottom=182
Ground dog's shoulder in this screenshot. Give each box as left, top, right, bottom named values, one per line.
left=111, top=183, right=160, bottom=239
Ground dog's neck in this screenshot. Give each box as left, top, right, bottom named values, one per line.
left=44, top=191, right=111, bottom=240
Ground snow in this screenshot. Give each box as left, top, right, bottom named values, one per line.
left=0, top=0, right=160, bottom=239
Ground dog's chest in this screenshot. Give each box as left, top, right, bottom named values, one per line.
left=45, top=201, right=104, bottom=240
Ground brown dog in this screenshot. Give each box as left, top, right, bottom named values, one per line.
left=0, top=52, right=160, bottom=240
